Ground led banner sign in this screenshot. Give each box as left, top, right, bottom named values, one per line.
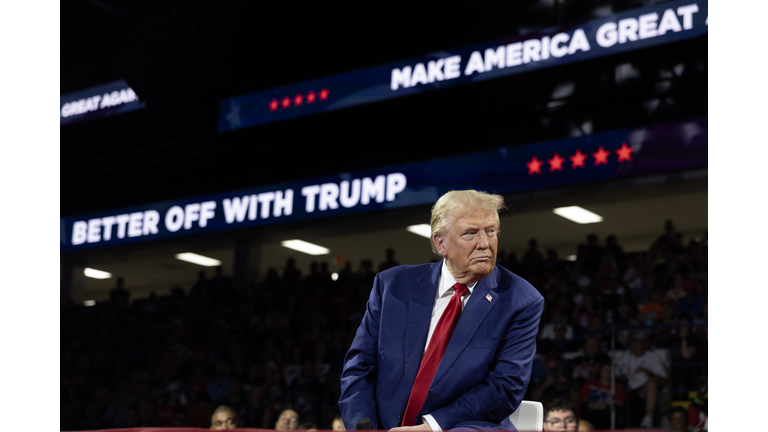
left=219, top=0, right=707, bottom=132
left=61, top=116, right=707, bottom=252
left=60, top=80, right=146, bottom=126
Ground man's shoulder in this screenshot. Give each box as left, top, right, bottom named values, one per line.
left=493, top=264, right=543, bottom=305
left=376, top=262, right=439, bottom=283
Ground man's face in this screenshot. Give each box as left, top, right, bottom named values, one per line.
left=433, top=210, right=498, bottom=284
left=210, top=409, right=238, bottom=430
left=670, top=411, right=687, bottom=431
left=543, top=409, right=578, bottom=431
left=275, top=409, right=299, bottom=431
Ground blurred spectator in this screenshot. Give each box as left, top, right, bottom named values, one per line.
left=538, top=323, right=581, bottom=354
left=539, top=307, right=574, bottom=340
left=542, top=398, right=578, bottom=431
left=652, top=219, right=678, bottom=254
left=275, top=408, right=300, bottom=431
left=156, top=384, right=184, bottom=426
left=210, top=405, right=242, bottom=430
left=669, top=406, right=688, bottom=432
left=190, top=270, right=208, bottom=296
left=172, top=407, right=188, bottom=427
left=521, top=237, right=544, bottom=280
left=571, top=337, right=611, bottom=390
left=605, top=234, right=623, bottom=259
left=242, top=385, right=270, bottom=428
left=687, top=379, right=708, bottom=431
left=218, top=377, right=247, bottom=419
left=298, top=422, right=318, bottom=430
left=530, top=352, right=579, bottom=407
left=577, top=419, right=594, bottom=432
left=332, top=414, right=345, bottom=431
left=209, top=266, right=233, bottom=291
left=668, top=315, right=704, bottom=391
left=109, top=276, right=130, bottom=305
left=284, top=258, right=303, bottom=289
left=614, top=332, right=668, bottom=428
left=137, top=398, right=158, bottom=427
left=665, top=274, right=687, bottom=302
left=638, top=290, right=664, bottom=327
left=675, top=280, right=707, bottom=315
left=580, top=362, right=626, bottom=430
left=378, top=248, right=399, bottom=272
left=207, top=360, right=231, bottom=402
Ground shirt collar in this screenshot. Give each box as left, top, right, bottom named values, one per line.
left=439, top=259, right=477, bottom=298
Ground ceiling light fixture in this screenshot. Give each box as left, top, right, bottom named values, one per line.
left=281, top=240, right=330, bottom=255
left=406, top=224, right=432, bottom=238
left=84, top=267, right=112, bottom=279
left=552, top=206, right=604, bottom=224
left=175, top=252, right=222, bottom=267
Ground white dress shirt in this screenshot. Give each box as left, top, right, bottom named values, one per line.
left=422, top=260, right=476, bottom=431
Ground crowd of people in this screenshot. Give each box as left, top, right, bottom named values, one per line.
left=60, top=220, right=707, bottom=431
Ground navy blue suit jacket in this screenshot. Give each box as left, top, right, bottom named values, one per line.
left=339, top=261, right=544, bottom=430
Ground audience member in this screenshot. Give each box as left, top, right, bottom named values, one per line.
left=669, top=406, right=688, bottom=432
left=542, top=398, right=578, bottom=431
left=331, top=414, right=345, bottom=431
left=577, top=419, right=594, bottom=432
left=377, top=248, right=399, bottom=272
left=539, top=306, right=574, bottom=340
left=580, top=362, right=626, bottom=430
left=275, top=408, right=300, bottom=431
left=109, top=276, right=130, bottom=305
left=530, top=353, right=579, bottom=407
left=571, top=337, right=611, bottom=391
left=614, top=332, right=668, bottom=428
left=210, top=405, right=242, bottom=430
left=687, top=379, right=708, bottom=431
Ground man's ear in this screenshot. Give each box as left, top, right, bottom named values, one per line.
left=433, top=234, right=447, bottom=257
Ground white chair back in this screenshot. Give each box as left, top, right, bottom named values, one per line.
left=506, top=400, right=543, bottom=432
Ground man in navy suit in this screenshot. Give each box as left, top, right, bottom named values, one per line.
left=339, top=190, right=544, bottom=431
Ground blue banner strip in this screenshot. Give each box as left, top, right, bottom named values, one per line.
left=219, top=0, right=707, bottom=132
left=61, top=116, right=707, bottom=252
left=60, top=79, right=146, bottom=126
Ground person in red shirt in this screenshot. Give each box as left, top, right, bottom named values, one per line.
left=580, top=362, right=626, bottom=430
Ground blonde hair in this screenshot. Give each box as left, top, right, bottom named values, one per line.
left=429, top=190, right=506, bottom=254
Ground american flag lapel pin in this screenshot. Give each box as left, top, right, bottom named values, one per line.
left=485, top=293, right=492, bottom=302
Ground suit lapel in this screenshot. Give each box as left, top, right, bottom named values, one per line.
left=403, top=261, right=441, bottom=387
left=432, top=266, right=500, bottom=386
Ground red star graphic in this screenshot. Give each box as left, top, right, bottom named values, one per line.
left=593, top=146, right=610, bottom=165
left=615, top=142, right=633, bottom=162
left=548, top=153, right=565, bottom=172
left=269, top=99, right=279, bottom=111
left=570, top=149, right=587, bottom=169
left=319, top=88, right=329, bottom=101
left=306, top=91, right=316, bottom=103
left=294, top=93, right=303, bottom=106
left=281, top=96, right=291, bottom=109
left=526, top=156, right=543, bottom=175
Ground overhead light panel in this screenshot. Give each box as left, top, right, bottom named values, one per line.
left=553, top=206, right=604, bottom=224
left=83, top=300, right=96, bottom=307
left=175, top=252, right=222, bottom=267
left=281, top=240, right=330, bottom=255
left=406, top=224, right=432, bottom=238
left=84, top=267, right=112, bottom=279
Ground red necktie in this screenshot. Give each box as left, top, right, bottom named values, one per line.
left=402, top=283, right=469, bottom=426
